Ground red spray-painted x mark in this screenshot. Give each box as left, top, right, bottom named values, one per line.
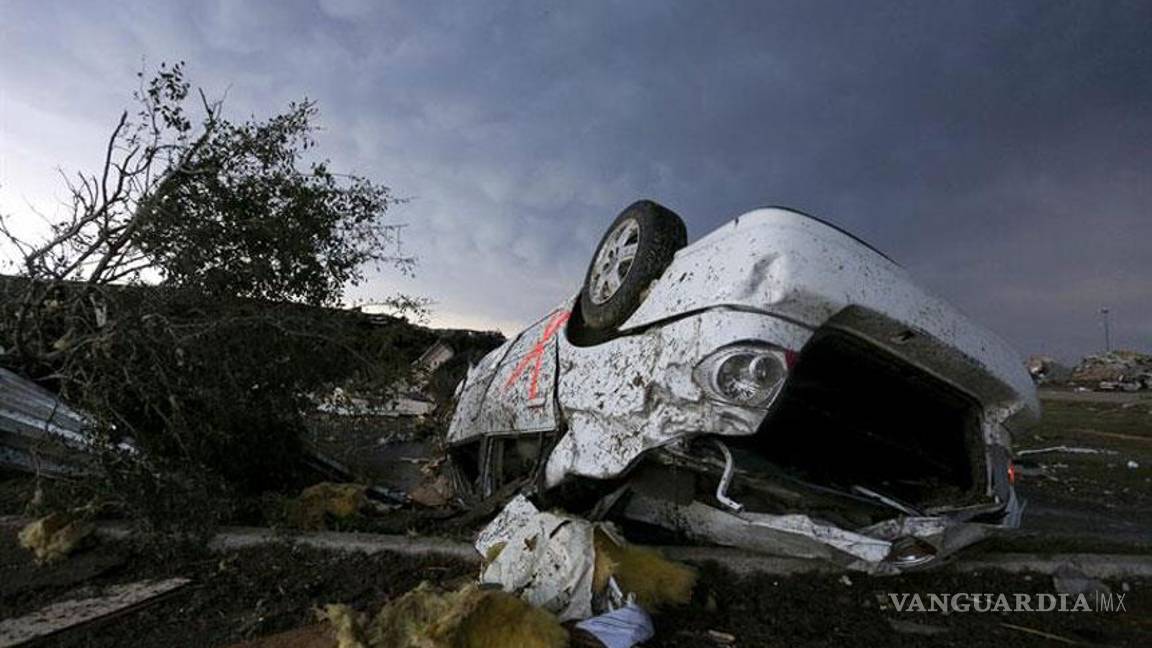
left=503, top=309, right=571, bottom=401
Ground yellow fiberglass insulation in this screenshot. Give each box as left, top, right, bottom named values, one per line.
left=18, top=512, right=94, bottom=564
left=593, top=528, right=697, bottom=610
left=318, top=604, right=369, bottom=648
left=324, top=582, right=568, bottom=648
left=289, top=482, right=368, bottom=530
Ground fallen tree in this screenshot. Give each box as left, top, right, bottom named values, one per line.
left=0, top=62, right=419, bottom=533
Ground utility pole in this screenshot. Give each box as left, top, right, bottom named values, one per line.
left=1100, top=307, right=1111, bottom=352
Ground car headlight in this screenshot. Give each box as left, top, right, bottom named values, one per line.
left=695, top=344, right=790, bottom=408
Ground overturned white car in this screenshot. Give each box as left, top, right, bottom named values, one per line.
left=447, top=201, right=1039, bottom=571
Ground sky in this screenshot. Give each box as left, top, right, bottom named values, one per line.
left=1, top=0, right=1149, bottom=363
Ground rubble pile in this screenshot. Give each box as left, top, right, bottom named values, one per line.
left=1069, top=350, right=1152, bottom=390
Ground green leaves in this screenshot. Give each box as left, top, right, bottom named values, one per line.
left=129, top=73, right=408, bottom=307
left=0, top=63, right=422, bottom=529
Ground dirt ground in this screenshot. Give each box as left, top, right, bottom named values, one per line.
left=3, top=393, right=1151, bottom=646
left=0, top=532, right=476, bottom=648
left=1, top=532, right=1149, bottom=647
left=1014, top=393, right=1152, bottom=545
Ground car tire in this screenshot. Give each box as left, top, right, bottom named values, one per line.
left=579, top=200, right=686, bottom=331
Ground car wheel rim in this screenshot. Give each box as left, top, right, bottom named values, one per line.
left=589, top=218, right=640, bottom=305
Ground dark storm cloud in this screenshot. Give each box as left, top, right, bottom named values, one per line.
left=2, top=1, right=1148, bottom=360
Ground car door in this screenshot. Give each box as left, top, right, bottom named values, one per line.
left=473, top=308, right=569, bottom=436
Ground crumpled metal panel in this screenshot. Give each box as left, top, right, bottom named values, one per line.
left=545, top=310, right=811, bottom=486
left=0, top=368, right=93, bottom=475
left=447, top=337, right=515, bottom=444
left=621, top=494, right=888, bottom=564
left=621, top=491, right=1004, bottom=573
left=0, top=369, right=88, bottom=444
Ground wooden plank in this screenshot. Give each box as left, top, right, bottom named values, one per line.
left=0, top=577, right=190, bottom=647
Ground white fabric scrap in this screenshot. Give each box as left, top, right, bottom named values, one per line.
left=474, top=494, right=541, bottom=556
left=575, top=603, right=655, bottom=648
left=476, top=495, right=597, bottom=621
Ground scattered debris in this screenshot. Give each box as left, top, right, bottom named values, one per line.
left=18, top=512, right=95, bottom=563
left=0, top=577, right=190, bottom=646
left=1098, top=375, right=1150, bottom=392
left=1016, top=445, right=1119, bottom=457
left=408, top=475, right=454, bottom=508
left=298, top=451, right=410, bottom=506
left=1011, top=460, right=1061, bottom=479
left=1069, top=350, right=1152, bottom=387
left=1026, top=355, right=1071, bottom=384
left=313, top=333, right=502, bottom=423
left=1064, top=428, right=1150, bottom=444
left=317, top=387, right=436, bottom=419
left=706, top=629, right=737, bottom=644
left=414, top=339, right=457, bottom=375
